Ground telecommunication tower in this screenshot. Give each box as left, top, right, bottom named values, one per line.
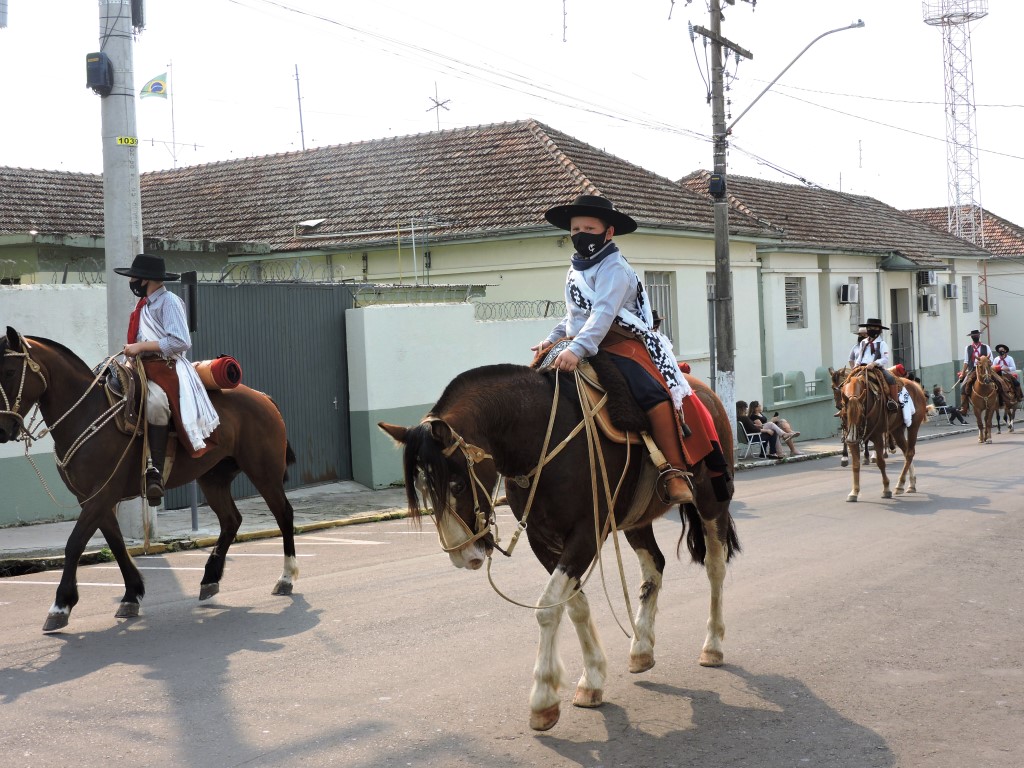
left=923, top=1, right=990, bottom=328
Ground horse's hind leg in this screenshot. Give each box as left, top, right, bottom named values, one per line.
left=196, top=465, right=244, bottom=601
left=696, top=503, right=731, bottom=667
left=623, top=525, right=665, bottom=673
left=249, top=476, right=298, bottom=596
left=97, top=516, right=146, bottom=619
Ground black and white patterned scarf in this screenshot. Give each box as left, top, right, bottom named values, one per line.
left=567, top=267, right=692, bottom=409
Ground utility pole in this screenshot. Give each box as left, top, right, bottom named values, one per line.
left=97, top=0, right=149, bottom=540
left=99, top=0, right=144, bottom=355
left=693, top=1, right=752, bottom=438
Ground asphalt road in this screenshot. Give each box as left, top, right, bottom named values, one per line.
left=1, top=434, right=1021, bottom=768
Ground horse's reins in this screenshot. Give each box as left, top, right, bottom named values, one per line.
left=427, top=369, right=640, bottom=637
left=0, top=336, right=143, bottom=509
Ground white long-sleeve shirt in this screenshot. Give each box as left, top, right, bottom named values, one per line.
left=993, top=353, right=1017, bottom=375
left=850, top=337, right=890, bottom=367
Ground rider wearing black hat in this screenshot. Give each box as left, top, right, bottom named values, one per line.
left=991, top=343, right=1023, bottom=400
left=532, top=194, right=709, bottom=504
left=957, top=330, right=992, bottom=414
left=116, top=254, right=218, bottom=505
left=850, top=318, right=901, bottom=411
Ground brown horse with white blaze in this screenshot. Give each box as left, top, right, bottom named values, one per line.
left=379, top=362, right=739, bottom=731
left=0, top=328, right=298, bottom=632
left=969, top=355, right=1001, bottom=443
left=839, top=365, right=927, bottom=502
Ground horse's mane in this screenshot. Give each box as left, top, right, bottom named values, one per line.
left=431, top=364, right=537, bottom=415
left=11, top=334, right=95, bottom=378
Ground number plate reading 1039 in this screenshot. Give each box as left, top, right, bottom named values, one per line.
left=116, top=136, right=138, bottom=146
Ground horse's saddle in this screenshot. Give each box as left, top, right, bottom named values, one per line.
left=97, top=359, right=144, bottom=436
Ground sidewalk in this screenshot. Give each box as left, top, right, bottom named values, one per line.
left=0, top=417, right=975, bottom=575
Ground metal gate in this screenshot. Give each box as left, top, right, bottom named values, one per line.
left=891, top=321, right=915, bottom=373
left=165, top=282, right=353, bottom=508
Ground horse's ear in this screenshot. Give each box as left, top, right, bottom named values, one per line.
left=6, top=327, right=21, bottom=351
left=377, top=422, right=410, bottom=445
left=828, top=366, right=835, bottom=376
left=427, top=419, right=453, bottom=445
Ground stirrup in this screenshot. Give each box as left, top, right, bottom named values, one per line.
left=886, top=400, right=899, bottom=412
left=656, top=467, right=693, bottom=505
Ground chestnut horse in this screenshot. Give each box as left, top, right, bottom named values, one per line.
left=839, top=365, right=927, bottom=502
left=379, top=362, right=739, bottom=731
left=0, top=328, right=298, bottom=632
left=968, top=355, right=1000, bottom=443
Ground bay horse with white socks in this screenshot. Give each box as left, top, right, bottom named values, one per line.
left=968, top=355, right=1001, bottom=443
left=0, top=328, right=298, bottom=632
left=379, top=361, right=739, bottom=731
left=839, top=365, right=927, bottom=502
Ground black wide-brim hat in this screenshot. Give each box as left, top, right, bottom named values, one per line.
left=113, top=253, right=180, bottom=281
left=995, top=344, right=1009, bottom=353
left=859, top=317, right=889, bottom=330
left=966, top=329, right=981, bottom=336
left=544, top=194, right=638, bottom=235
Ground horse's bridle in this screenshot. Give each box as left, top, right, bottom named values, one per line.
left=420, top=416, right=501, bottom=553
left=0, top=336, right=47, bottom=440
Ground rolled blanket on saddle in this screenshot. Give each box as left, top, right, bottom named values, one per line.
left=193, top=356, right=243, bottom=390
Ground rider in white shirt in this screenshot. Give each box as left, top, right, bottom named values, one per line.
left=849, top=318, right=900, bottom=412
left=992, top=343, right=1023, bottom=400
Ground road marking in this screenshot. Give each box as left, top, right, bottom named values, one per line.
left=255, top=537, right=386, bottom=545
left=3, top=581, right=122, bottom=588
left=180, top=552, right=317, bottom=557
left=93, top=566, right=206, bottom=571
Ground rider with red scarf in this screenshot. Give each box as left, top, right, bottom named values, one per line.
left=958, top=330, right=992, bottom=414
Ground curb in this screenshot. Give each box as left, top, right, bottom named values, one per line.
left=0, top=507, right=410, bottom=579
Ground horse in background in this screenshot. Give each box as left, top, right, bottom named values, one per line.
left=0, top=328, right=298, bottom=632
left=969, top=355, right=1001, bottom=443
left=839, top=365, right=927, bottom=502
left=379, top=362, right=740, bottom=731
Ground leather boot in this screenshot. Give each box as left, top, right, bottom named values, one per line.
left=146, top=424, right=170, bottom=507
left=645, top=401, right=694, bottom=505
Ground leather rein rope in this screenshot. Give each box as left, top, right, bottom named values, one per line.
left=423, top=368, right=640, bottom=637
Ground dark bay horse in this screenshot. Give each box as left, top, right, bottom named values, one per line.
left=839, top=365, right=927, bottom=502
left=0, top=328, right=298, bottom=632
left=379, top=363, right=740, bottom=731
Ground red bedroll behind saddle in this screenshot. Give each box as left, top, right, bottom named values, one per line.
left=193, top=355, right=243, bottom=390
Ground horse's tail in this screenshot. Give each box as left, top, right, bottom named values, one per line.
left=265, top=394, right=297, bottom=482
left=677, top=503, right=741, bottom=565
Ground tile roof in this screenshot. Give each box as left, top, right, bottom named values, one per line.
left=904, top=206, right=1024, bottom=259
left=681, top=170, right=992, bottom=267
left=2, top=121, right=769, bottom=252
left=138, top=119, right=766, bottom=251
left=0, top=167, right=103, bottom=237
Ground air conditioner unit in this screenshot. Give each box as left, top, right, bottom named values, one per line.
left=838, top=284, right=859, bottom=304
left=942, top=283, right=958, bottom=299
left=918, top=294, right=938, bottom=314
left=980, top=303, right=999, bottom=317
left=917, top=270, right=938, bottom=286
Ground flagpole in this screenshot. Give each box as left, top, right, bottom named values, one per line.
left=168, top=61, right=177, bottom=167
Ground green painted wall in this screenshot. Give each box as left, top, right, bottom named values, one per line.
left=0, top=455, right=78, bottom=527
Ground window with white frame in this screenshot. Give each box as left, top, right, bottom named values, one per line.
left=961, top=275, right=973, bottom=313
left=785, top=276, right=806, bottom=329
left=645, top=270, right=674, bottom=342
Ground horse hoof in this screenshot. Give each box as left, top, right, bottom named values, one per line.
left=847, top=494, right=858, bottom=503
left=115, top=602, right=140, bottom=619
left=882, top=491, right=893, bottom=499
left=199, top=582, right=220, bottom=601
left=894, top=488, right=905, bottom=496
left=272, top=581, right=294, bottom=596
left=529, top=704, right=561, bottom=731
left=699, top=649, right=724, bottom=667
left=572, top=687, right=603, bottom=708
left=840, top=458, right=848, bottom=467
left=629, top=653, right=655, bottom=673
left=42, top=612, right=69, bottom=633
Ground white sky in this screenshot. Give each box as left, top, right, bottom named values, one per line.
left=2, top=1, right=1021, bottom=224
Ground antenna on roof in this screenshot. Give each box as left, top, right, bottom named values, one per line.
left=426, top=82, right=450, bottom=132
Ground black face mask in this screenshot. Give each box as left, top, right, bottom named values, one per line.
left=571, top=230, right=608, bottom=258
left=866, top=329, right=881, bottom=339
left=129, top=279, right=147, bottom=298
left=971, top=336, right=981, bottom=343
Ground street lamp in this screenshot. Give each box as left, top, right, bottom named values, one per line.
left=700, top=4, right=865, bottom=441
